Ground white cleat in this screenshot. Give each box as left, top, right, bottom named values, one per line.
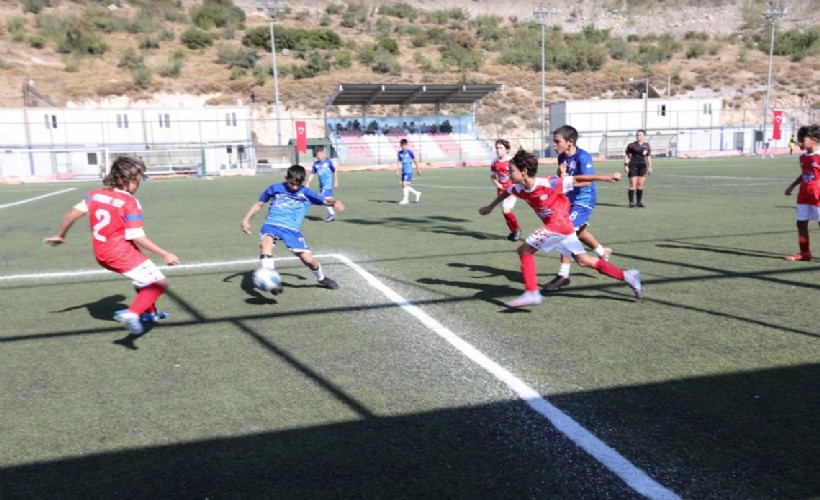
left=505, top=291, right=543, bottom=308
left=623, top=268, right=644, bottom=299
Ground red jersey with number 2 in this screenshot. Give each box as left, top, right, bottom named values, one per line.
left=797, top=152, right=820, bottom=206
left=75, top=188, right=148, bottom=273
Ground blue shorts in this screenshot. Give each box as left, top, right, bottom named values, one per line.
left=260, top=224, right=310, bottom=253
left=568, top=204, right=594, bottom=231
left=320, top=187, right=333, bottom=198
left=401, top=172, right=413, bottom=184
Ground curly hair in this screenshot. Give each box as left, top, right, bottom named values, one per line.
left=510, top=149, right=539, bottom=177
left=103, top=157, right=146, bottom=190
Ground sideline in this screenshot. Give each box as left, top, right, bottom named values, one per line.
left=2, top=254, right=679, bottom=499
left=0, top=188, right=76, bottom=209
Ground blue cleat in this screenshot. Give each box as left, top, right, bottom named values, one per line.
left=140, top=311, right=170, bottom=323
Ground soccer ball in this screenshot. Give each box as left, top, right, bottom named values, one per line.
left=253, top=268, right=282, bottom=292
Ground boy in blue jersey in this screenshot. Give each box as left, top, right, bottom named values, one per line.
left=396, top=138, right=422, bottom=204
left=542, top=125, right=613, bottom=292
left=306, top=146, right=339, bottom=222
left=241, top=165, right=345, bottom=293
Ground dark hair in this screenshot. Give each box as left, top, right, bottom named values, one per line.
left=636, top=129, right=646, bottom=135
left=797, top=124, right=820, bottom=142
left=494, top=139, right=511, bottom=151
left=510, top=149, right=539, bottom=177
left=286, top=165, right=307, bottom=184
left=315, top=146, right=325, bottom=154
left=553, top=125, right=579, bottom=144
left=103, top=156, right=145, bottom=189
left=400, top=138, right=408, bottom=146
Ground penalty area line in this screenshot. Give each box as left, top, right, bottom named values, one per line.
left=0, top=188, right=76, bottom=209
left=332, top=253, right=681, bottom=500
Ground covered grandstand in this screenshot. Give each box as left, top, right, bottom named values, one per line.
left=323, top=84, right=502, bottom=166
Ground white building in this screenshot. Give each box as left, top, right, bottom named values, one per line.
left=548, top=97, right=736, bottom=157
left=0, top=105, right=253, bottom=179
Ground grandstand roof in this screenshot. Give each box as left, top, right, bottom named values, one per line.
left=325, top=84, right=502, bottom=108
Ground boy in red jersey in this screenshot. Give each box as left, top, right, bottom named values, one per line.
left=783, top=124, right=820, bottom=261
left=490, top=139, right=522, bottom=241
left=479, top=150, right=643, bottom=308
left=43, top=157, right=179, bottom=335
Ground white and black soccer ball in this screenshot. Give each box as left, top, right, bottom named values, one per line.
left=253, top=268, right=282, bottom=292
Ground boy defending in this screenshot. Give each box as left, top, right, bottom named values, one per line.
left=43, top=156, right=179, bottom=335
left=241, top=165, right=345, bottom=292
left=783, top=124, right=820, bottom=261
left=306, top=146, right=339, bottom=222
left=396, top=138, right=422, bottom=204
left=479, top=150, right=643, bottom=308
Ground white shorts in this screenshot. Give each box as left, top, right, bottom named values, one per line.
left=501, top=196, right=517, bottom=211
left=524, top=226, right=586, bottom=258
left=123, top=259, right=166, bottom=288
left=795, top=204, right=820, bottom=221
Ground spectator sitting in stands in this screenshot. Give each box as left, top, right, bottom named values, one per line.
left=409, top=122, right=417, bottom=134
left=419, top=122, right=428, bottom=134
left=367, top=120, right=379, bottom=135
left=352, top=119, right=361, bottom=131
left=440, top=120, right=453, bottom=134
left=430, top=124, right=438, bottom=134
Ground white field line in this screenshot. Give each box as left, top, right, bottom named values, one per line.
left=2, top=254, right=680, bottom=499
left=0, top=188, right=76, bottom=209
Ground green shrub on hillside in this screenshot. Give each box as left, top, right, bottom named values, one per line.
left=22, top=0, right=53, bottom=14
left=772, top=27, right=820, bottom=62
left=217, top=43, right=260, bottom=69
left=378, top=2, right=418, bottom=21
left=190, top=0, right=245, bottom=31
left=243, top=26, right=341, bottom=51
left=181, top=28, right=214, bottom=49
left=57, top=24, right=109, bottom=55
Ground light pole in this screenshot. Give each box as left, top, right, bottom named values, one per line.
left=761, top=2, right=786, bottom=149
left=533, top=3, right=556, bottom=158
left=257, top=0, right=286, bottom=146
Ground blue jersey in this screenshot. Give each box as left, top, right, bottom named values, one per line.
left=397, top=149, right=416, bottom=173
left=558, top=147, right=596, bottom=208
left=259, top=182, right=326, bottom=230
left=311, top=159, right=335, bottom=189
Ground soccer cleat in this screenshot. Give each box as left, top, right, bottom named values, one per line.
left=541, top=275, right=570, bottom=292
left=636, top=202, right=645, bottom=208
left=414, top=192, right=422, bottom=203
left=140, top=310, right=170, bottom=323
left=324, top=214, right=336, bottom=223
left=629, top=202, right=636, bottom=208
left=505, top=291, right=543, bottom=308
left=114, top=310, right=144, bottom=335
left=507, top=229, right=522, bottom=242
left=784, top=252, right=812, bottom=261
left=398, top=200, right=409, bottom=205
left=318, top=277, right=339, bottom=290
left=623, top=268, right=644, bottom=299
left=602, top=247, right=613, bottom=262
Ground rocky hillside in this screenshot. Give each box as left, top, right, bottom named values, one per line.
left=1, top=0, right=818, bottom=127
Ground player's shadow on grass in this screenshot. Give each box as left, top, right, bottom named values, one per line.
left=657, top=242, right=786, bottom=259
left=53, top=294, right=128, bottom=321
left=343, top=215, right=501, bottom=240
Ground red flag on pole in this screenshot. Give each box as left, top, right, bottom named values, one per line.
left=772, top=110, right=783, bottom=140
left=295, top=121, right=307, bottom=153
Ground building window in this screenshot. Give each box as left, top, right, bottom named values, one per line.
left=658, top=104, right=666, bottom=117
left=88, top=153, right=98, bottom=165
left=237, top=145, right=246, bottom=160
left=703, top=103, right=712, bottom=115
left=116, top=114, right=129, bottom=128
left=226, top=112, right=237, bottom=126
left=45, top=114, right=57, bottom=129
left=159, top=113, right=171, bottom=128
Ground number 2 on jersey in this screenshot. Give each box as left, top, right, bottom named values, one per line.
left=92, top=208, right=110, bottom=242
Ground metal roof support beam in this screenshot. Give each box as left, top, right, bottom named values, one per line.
left=401, top=85, right=426, bottom=106
left=440, top=85, right=466, bottom=105
left=366, top=85, right=385, bottom=106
